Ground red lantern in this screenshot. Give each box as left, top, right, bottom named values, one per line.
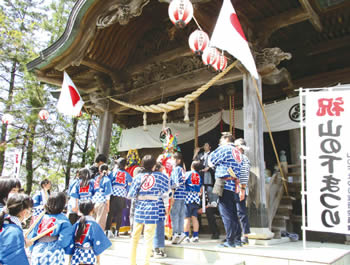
left=39, top=110, right=49, bottom=120
left=168, top=0, right=193, bottom=29
left=212, top=54, right=228, bottom=72
left=1, top=114, right=13, bottom=125
left=188, top=30, right=209, bottom=56
left=202, top=47, right=220, bottom=67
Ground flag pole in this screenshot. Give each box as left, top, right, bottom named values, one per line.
left=251, top=77, right=289, bottom=196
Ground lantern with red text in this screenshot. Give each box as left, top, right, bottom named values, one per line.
left=1, top=114, right=13, bottom=125
left=39, top=110, right=49, bottom=121
left=168, top=0, right=193, bottom=29
left=212, top=54, right=228, bottom=72
left=188, top=30, right=209, bottom=56
left=201, top=47, right=219, bottom=67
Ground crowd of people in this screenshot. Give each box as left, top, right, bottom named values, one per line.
left=0, top=129, right=251, bottom=265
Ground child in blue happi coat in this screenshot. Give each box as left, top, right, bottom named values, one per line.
left=184, top=161, right=203, bottom=243
left=127, top=155, right=170, bottom=265
left=71, top=168, right=94, bottom=206
left=170, top=152, right=187, bottom=244
left=29, top=192, right=73, bottom=265
left=106, top=157, right=133, bottom=238
left=0, top=193, right=33, bottom=265
left=92, top=164, right=112, bottom=231
left=32, top=179, right=51, bottom=220
left=68, top=200, right=111, bottom=265
left=67, top=171, right=80, bottom=224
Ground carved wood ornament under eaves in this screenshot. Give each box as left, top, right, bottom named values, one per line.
left=96, top=0, right=150, bottom=27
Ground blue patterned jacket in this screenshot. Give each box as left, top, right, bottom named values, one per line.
left=209, top=143, right=243, bottom=192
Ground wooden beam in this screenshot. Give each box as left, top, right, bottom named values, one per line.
left=127, top=46, right=193, bottom=74
left=260, top=8, right=310, bottom=35
left=36, top=71, right=99, bottom=93
left=110, top=66, right=242, bottom=113
left=72, top=68, right=96, bottom=79
left=81, top=58, right=126, bottom=91
left=299, top=0, right=322, bottom=32
left=36, top=73, right=62, bottom=87
left=81, top=58, right=114, bottom=76
left=307, top=35, right=350, bottom=56
left=294, top=67, right=350, bottom=88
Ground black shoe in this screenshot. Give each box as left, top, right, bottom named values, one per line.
left=218, top=242, right=235, bottom=248
left=241, top=236, right=249, bottom=245
left=234, top=240, right=243, bottom=247
left=211, top=233, right=220, bottom=239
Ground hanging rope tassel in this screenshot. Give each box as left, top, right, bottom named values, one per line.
left=162, top=112, right=167, bottom=128
left=184, top=100, right=190, bottom=122
left=143, top=112, right=148, bottom=131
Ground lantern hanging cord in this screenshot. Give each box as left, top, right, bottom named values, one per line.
left=193, top=16, right=203, bottom=31
left=108, top=61, right=238, bottom=114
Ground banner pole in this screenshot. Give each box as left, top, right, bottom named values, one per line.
left=299, top=88, right=307, bottom=251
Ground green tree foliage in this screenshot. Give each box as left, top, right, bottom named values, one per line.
left=0, top=0, right=125, bottom=195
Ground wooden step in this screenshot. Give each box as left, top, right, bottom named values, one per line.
left=287, top=182, right=301, bottom=192
left=278, top=203, right=293, bottom=210
left=287, top=164, right=301, bottom=169
left=282, top=195, right=296, bottom=201
left=276, top=207, right=291, bottom=216
left=290, top=215, right=302, bottom=223
left=286, top=172, right=301, bottom=177
left=274, top=215, right=290, bottom=220
left=272, top=219, right=287, bottom=228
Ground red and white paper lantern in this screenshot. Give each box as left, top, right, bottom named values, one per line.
left=201, top=47, right=220, bottom=67
left=1, top=114, right=13, bottom=125
left=212, top=54, right=228, bottom=72
left=188, top=30, right=209, bottom=56
left=168, top=0, right=193, bottom=28
left=39, top=110, right=49, bottom=120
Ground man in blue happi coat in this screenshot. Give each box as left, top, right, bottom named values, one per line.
left=209, top=133, right=245, bottom=247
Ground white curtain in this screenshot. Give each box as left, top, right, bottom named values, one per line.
left=118, top=97, right=301, bottom=151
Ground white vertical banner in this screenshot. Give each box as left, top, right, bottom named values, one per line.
left=14, top=149, right=22, bottom=179
left=305, top=89, right=350, bottom=234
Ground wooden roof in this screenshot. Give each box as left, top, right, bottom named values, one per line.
left=27, top=0, right=350, bottom=127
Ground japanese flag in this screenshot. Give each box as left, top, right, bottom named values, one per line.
left=210, top=0, right=259, bottom=79
left=57, top=72, right=84, bottom=116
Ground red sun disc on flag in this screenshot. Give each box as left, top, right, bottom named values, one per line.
left=230, top=13, right=246, bottom=41
left=68, top=85, right=81, bottom=107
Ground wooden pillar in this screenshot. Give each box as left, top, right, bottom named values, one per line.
left=96, top=111, right=114, bottom=158
left=226, top=87, right=236, bottom=136
left=243, top=74, right=274, bottom=239
left=194, top=99, right=199, bottom=149
left=289, top=128, right=301, bottom=181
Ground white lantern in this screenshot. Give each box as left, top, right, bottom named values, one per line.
left=212, top=54, right=228, bottom=72
left=188, top=30, right=209, bottom=56
left=168, top=0, right=194, bottom=28
left=1, top=114, right=13, bottom=125
left=202, top=47, right=220, bottom=67
left=39, top=110, right=49, bottom=120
